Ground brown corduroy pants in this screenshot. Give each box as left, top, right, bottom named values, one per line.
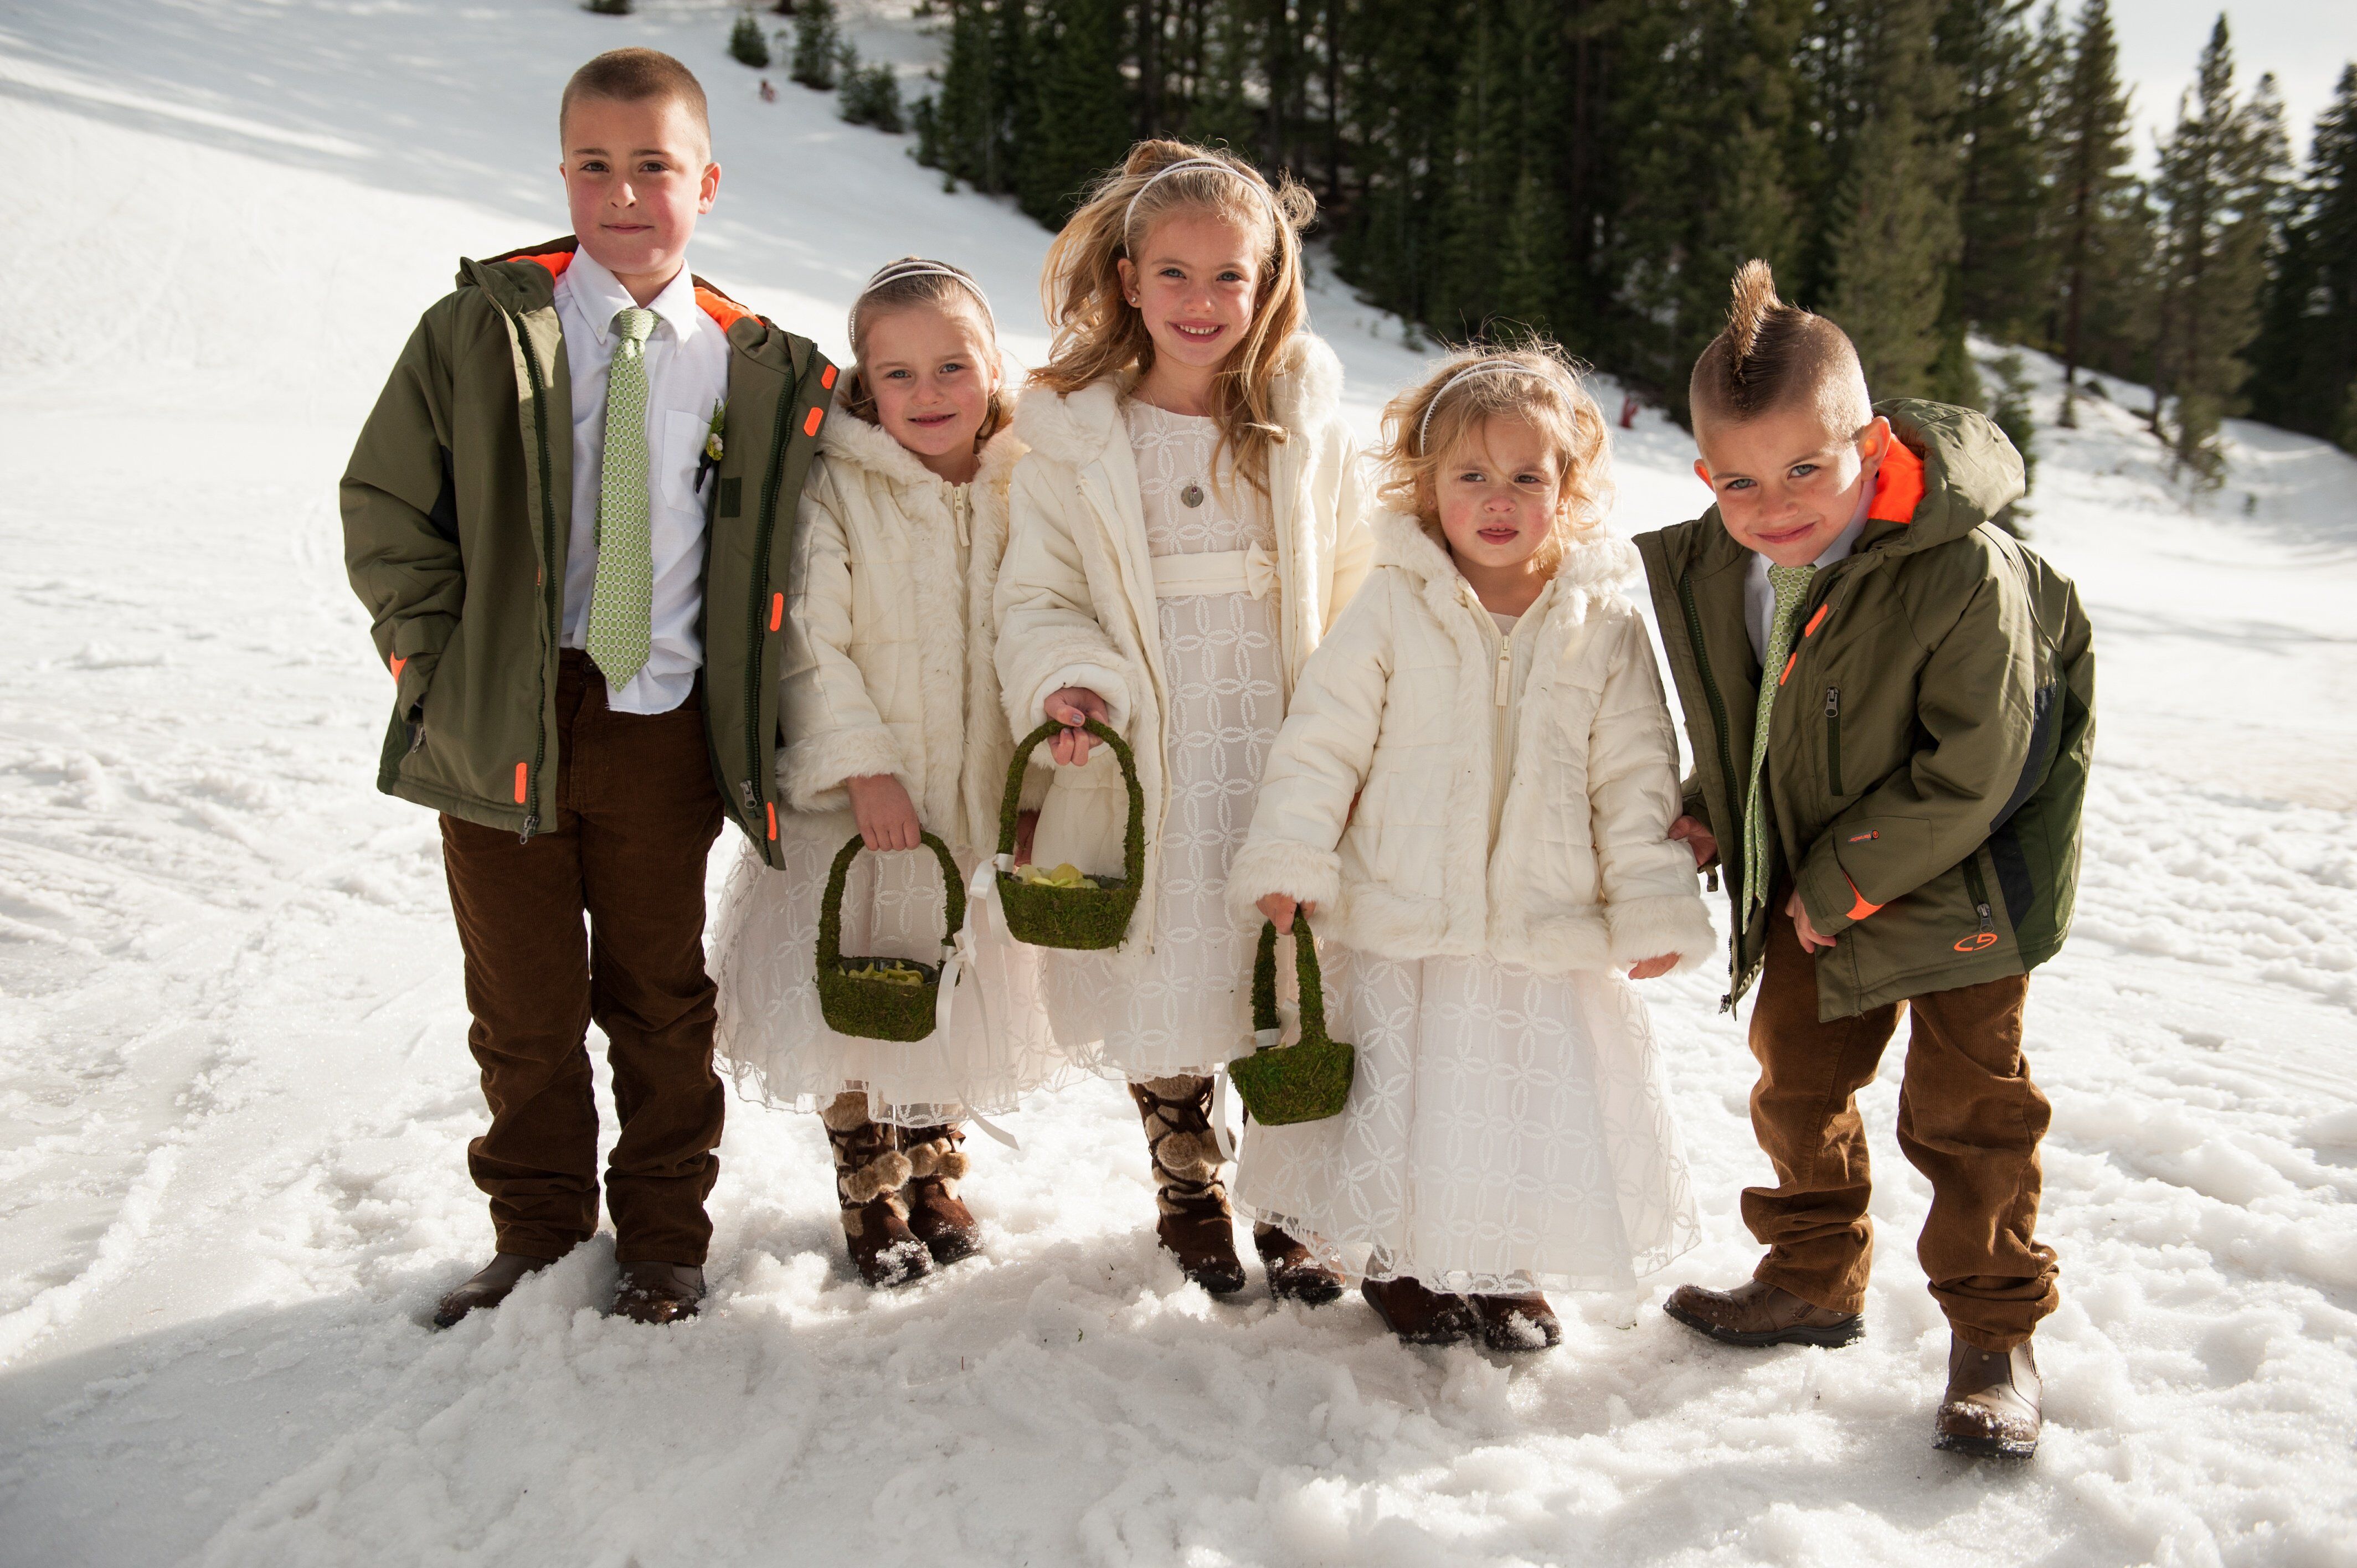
left=1743, top=893, right=2059, bottom=1350
left=439, top=651, right=727, bottom=1266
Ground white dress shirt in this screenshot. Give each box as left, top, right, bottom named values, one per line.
left=1742, top=486, right=1872, bottom=662
left=554, top=249, right=732, bottom=715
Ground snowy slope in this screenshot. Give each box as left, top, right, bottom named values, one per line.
left=2, top=2, right=2355, bottom=1565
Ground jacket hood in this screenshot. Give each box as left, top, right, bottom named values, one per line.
left=1012, top=332, right=1344, bottom=467
left=1371, top=508, right=1641, bottom=598
left=817, top=391, right=1025, bottom=491
left=1646, top=396, right=2026, bottom=579
left=456, top=235, right=766, bottom=342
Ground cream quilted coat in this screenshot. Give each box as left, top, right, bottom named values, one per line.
left=778, top=403, right=1028, bottom=859
left=1227, top=512, right=1717, bottom=974
left=992, top=334, right=1375, bottom=951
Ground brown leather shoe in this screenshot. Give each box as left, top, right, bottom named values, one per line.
left=1934, top=1334, right=2041, bottom=1459
left=902, top=1123, right=983, bottom=1266
left=1362, top=1276, right=1480, bottom=1346
left=432, top=1252, right=558, bottom=1328
left=1470, top=1292, right=1562, bottom=1352
left=1663, top=1277, right=1865, bottom=1348
left=614, top=1261, right=706, bottom=1325
left=1129, top=1077, right=1246, bottom=1295
left=1253, top=1223, right=1343, bottom=1306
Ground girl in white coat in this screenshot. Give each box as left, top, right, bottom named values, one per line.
left=1229, top=345, right=1715, bottom=1350
left=711, top=260, right=1071, bottom=1287
left=994, top=141, right=1374, bottom=1301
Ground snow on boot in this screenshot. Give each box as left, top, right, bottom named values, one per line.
left=1253, top=1222, right=1343, bottom=1306
left=824, top=1092, right=929, bottom=1288
left=1361, top=1276, right=1480, bottom=1347
left=431, top=1251, right=557, bottom=1328
left=1128, top=1076, right=1247, bottom=1296
left=901, top=1122, right=982, bottom=1266
left=614, top=1261, right=705, bottom=1325
left=1470, top=1292, right=1562, bottom=1352
left=1934, top=1334, right=2041, bottom=1459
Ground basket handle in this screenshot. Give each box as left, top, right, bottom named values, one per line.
left=1252, top=913, right=1329, bottom=1047
left=819, top=830, right=965, bottom=969
left=998, top=715, right=1146, bottom=894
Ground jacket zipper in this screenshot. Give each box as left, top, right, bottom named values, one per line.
left=1677, top=574, right=1742, bottom=1009
left=1824, top=684, right=1843, bottom=796
left=743, top=380, right=794, bottom=843
left=512, top=313, right=558, bottom=843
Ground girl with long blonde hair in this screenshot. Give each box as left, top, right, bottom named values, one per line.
left=994, top=141, right=1374, bottom=1301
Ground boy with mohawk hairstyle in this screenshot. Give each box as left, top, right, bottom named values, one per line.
left=1635, top=261, right=2093, bottom=1459
left=342, top=48, right=837, bottom=1327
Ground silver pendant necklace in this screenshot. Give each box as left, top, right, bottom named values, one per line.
left=1180, top=481, right=1205, bottom=509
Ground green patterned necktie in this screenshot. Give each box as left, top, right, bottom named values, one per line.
left=1742, top=563, right=1816, bottom=926
left=586, top=306, right=659, bottom=689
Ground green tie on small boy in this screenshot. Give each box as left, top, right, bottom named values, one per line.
left=1741, top=561, right=1814, bottom=930
left=587, top=305, right=658, bottom=689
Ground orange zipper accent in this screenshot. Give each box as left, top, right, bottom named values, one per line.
left=513, top=763, right=528, bottom=804
left=769, top=591, right=784, bottom=632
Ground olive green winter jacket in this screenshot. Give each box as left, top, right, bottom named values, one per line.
left=341, top=237, right=837, bottom=866
left=1635, top=400, right=2094, bottom=1020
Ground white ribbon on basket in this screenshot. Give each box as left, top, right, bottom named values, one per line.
left=924, top=854, right=1023, bottom=1151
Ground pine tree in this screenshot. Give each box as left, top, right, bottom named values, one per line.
left=1939, top=0, right=2049, bottom=338
left=2041, top=0, right=2140, bottom=425
left=791, top=0, right=845, bottom=90
left=2151, top=19, right=2286, bottom=484
left=1019, top=0, right=1133, bottom=224
left=1826, top=0, right=1964, bottom=398
left=729, top=9, right=772, bottom=69
left=2245, top=65, right=2357, bottom=450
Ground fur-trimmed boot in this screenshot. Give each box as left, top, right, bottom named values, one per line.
left=824, top=1093, right=929, bottom=1287
left=900, top=1122, right=982, bottom=1266
left=1128, top=1075, right=1247, bottom=1296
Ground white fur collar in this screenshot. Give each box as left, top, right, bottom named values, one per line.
left=817, top=389, right=1025, bottom=489
left=1012, top=332, right=1344, bottom=467
left=1371, top=508, right=1640, bottom=597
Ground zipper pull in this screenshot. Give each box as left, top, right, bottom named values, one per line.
left=518, top=814, right=539, bottom=845
left=1494, top=643, right=1511, bottom=707
left=740, top=780, right=758, bottom=809
left=1977, top=901, right=1994, bottom=934
left=1824, top=685, right=1840, bottom=719
left=1707, top=866, right=1720, bottom=893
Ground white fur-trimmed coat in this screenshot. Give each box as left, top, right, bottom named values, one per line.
left=992, top=334, right=1375, bottom=950
left=778, top=404, right=1027, bottom=859
left=1227, top=512, right=1717, bottom=975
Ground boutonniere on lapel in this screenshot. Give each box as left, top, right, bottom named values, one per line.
left=696, top=399, right=725, bottom=492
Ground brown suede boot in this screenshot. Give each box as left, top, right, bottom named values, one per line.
left=1362, top=1276, right=1479, bottom=1346
left=901, top=1122, right=982, bottom=1266
left=1663, top=1277, right=1865, bottom=1348
left=614, top=1261, right=705, bottom=1325
left=1128, top=1076, right=1247, bottom=1295
left=1935, top=1334, right=2041, bottom=1459
left=824, top=1093, right=930, bottom=1288
left=1470, top=1292, right=1562, bottom=1352
left=432, top=1251, right=559, bottom=1328
left=1253, top=1222, right=1344, bottom=1305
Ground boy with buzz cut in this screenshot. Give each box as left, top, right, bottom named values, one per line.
left=1636, top=261, right=2093, bottom=1460
left=342, top=48, right=836, bottom=1327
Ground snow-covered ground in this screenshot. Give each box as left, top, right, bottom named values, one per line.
left=3, top=2, right=2354, bottom=1564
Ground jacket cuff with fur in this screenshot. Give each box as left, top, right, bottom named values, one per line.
left=1607, top=892, right=1720, bottom=973
left=779, top=724, right=904, bottom=813
left=1226, top=835, right=1342, bottom=922
left=1015, top=657, right=1133, bottom=740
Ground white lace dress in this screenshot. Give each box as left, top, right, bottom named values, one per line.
left=1046, top=403, right=1283, bottom=1081
left=1232, top=606, right=1702, bottom=1294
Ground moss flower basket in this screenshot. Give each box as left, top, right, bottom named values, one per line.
left=815, top=830, right=964, bottom=1042
left=994, top=716, right=1143, bottom=950
left=1228, top=915, right=1355, bottom=1126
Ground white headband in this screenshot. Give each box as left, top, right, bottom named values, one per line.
left=1417, top=360, right=1535, bottom=453
left=1123, top=157, right=1277, bottom=245
left=847, top=260, right=997, bottom=345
